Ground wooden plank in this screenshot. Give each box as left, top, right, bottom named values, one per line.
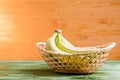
left=0, top=0, right=120, bottom=60
left=0, top=60, right=119, bottom=80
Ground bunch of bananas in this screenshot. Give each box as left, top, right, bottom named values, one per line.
left=45, top=29, right=93, bottom=54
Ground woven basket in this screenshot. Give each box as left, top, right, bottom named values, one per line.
left=36, top=42, right=116, bottom=74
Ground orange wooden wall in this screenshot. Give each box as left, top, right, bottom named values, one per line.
left=0, top=0, right=120, bottom=60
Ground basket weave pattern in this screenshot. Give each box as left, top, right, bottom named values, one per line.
left=38, top=44, right=110, bottom=74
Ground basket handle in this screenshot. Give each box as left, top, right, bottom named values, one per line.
left=102, top=42, right=116, bottom=51
left=36, top=42, right=46, bottom=51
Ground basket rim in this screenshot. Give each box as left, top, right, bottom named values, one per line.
left=36, top=42, right=116, bottom=55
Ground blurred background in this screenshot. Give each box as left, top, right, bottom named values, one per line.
left=0, top=0, right=120, bottom=60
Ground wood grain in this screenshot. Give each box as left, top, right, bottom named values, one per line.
left=0, top=60, right=119, bottom=80
left=0, top=0, right=120, bottom=60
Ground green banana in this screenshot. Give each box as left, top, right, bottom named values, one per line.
left=45, top=29, right=93, bottom=54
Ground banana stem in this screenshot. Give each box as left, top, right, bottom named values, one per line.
left=55, top=29, right=62, bottom=33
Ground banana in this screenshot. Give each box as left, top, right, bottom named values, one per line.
left=57, top=31, right=92, bottom=53
left=56, top=33, right=76, bottom=53
left=45, top=31, right=64, bottom=53
left=45, top=29, right=93, bottom=54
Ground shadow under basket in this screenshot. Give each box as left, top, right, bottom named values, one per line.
left=36, top=42, right=116, bottom=74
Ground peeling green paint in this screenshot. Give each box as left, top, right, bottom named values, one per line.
left=0, top=60, right=119, bottom=80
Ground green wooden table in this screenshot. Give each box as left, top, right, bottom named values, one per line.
left=0, top=60, right=119, bottom=80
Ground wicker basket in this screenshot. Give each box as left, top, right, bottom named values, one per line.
left=36, top=42, right=116, bottom=74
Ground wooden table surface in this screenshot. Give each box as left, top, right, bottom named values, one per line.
left=0, top=60, right=119, bottom=80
